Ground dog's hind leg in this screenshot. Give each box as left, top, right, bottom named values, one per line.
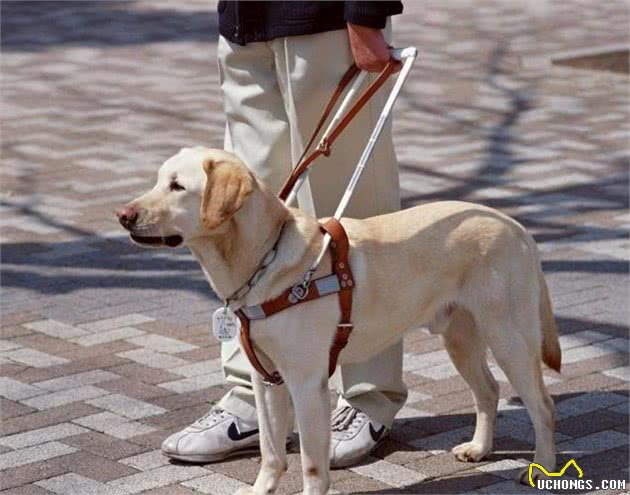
left=238, top=372, right=292, bottom=495
left=442, top=307, right=499, bottom=462
left=480, top=310, right=556, bottom=484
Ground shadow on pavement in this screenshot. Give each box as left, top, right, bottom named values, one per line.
left=1, top=0, right=218, bottom=52
left=346, top=388, right=629, bottom=494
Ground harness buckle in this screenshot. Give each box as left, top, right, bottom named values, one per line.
left=317, top=139, right=332, bottom=157
left=288, top=283, right=309, bottom=304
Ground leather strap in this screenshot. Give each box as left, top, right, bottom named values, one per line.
left=295, top=64, right=360, bottom=171
left=238, top=314, right=283, bottom=385
left=320, top=218, right=354, bottom=377
left=278, top=59, right=399, bottom=202
left=236, top=219, right=354, bottom=385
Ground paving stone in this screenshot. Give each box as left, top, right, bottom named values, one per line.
left=0, top=453, right=72, bottom=492
left=488, top=363, right=561, bottom=386
left=10, top=333, right=81, bottom=359
left=558, top=330, right=613, bottom=350
left=117, top=348, right=190, bottom=369
left=182, top=473, right=250, bottom=495
left=32, top=370, right=120, bottom=391
left=572, top=445, right=630, bottom=481
left=72, top=412, right=158, bottom=439
left=151, top=387, right=224, bottom=412
left=549, top=371, right=627, bottom=397
left=562, top=340, right=627, bottom=364
left=63, top=431, right=148, bottom=461
left=558, top=429, right=629, bottom=458
left=0, top=441, right=78, bottom=470
left=98, top=376, right=173, bottom=401
left=556, top=391, right=627, bottom=419
left=209, top=456, right=263, bottom=485
left=20, top=385, right=109, bottom=410
left=119, top=449, right=170, bottom=472
left=603, top=366, right=630, bottom=381
left=171, top=359, right=221, bottom=377
left=107, top=464, right=208, bottom=494
left=1, top=485, right=55, bottom=495
left=35, top=473, right=128, bottom=495
left=608, top=402, right=629, bottom=415
left=0, top=348, right=69, bottom=368
left=0, top=422, right=88, bottom=449
left=157, top=372, right=224, bottom=394
left=0, top=377, right=46, bottom=401
left=495, top=415, right=572, bottom=445
left=409, top=426, right=475, bottom=454
left=476, top=459, right=529, bottom=480
left=125, top=334, right=198, bottom=354
left=0, top=398, right=35, bottom=419
left=79, top=314, right=155, bottom=333
left=1, top=402, right=100, bottom=437
left=477, top=479, right=552, bottom=494
left=23, top=319, right=89, bottom=339
left=403, top=350, right=450, bottom=372
left=407, top=451, right=484, bottom=480
left=0, top=339, right=23, bottom=352
left=12, top=354, right=127, bottom=385
left=70, top=326, right=146, bottom=347
left=141, top=486, right=200, bottom=495
left=350, top=457, right=429, bottom=487
left=557, top=409, right=628, bottom=437
left=105, top=362, right=181, bottom=385
left=86, top=393, right=167, bottom=419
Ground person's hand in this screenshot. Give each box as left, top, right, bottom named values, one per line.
left=347, top=23, right=397, bottom=72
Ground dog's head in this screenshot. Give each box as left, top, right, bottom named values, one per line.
left=117, top=147, right=254, bottom=248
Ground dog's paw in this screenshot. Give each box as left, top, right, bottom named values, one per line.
left=452, top=441, right=491, bottom=462
left=518, top=466, right=549, bottom=487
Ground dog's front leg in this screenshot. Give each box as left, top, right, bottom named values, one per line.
left=237, top=371, right=292, bottom=495
left=284, top=371, right=331, bottom=495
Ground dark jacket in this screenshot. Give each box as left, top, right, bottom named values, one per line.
left=218, top=1, right=403, bottom=46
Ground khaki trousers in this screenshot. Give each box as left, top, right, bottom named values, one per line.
left=215, top=27, right=407, bottom=428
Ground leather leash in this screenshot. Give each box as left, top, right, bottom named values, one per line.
left=277, top=59, right=399, bottom=202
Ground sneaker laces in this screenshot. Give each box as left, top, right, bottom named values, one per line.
left=193, top=407, right=227, bottom=428
left=331, top=406, right=366, bottom=439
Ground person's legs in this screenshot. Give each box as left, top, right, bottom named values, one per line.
left=272, top=25, right=406, bottom=432
left=163, top=36, right=295, bottom=461
left=215, top=36, right=296, bottom=422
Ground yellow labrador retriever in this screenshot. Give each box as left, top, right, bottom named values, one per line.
left=118, top=147, right=561, bottom=495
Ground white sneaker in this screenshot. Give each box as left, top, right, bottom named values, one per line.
left=161, top=407, right=259, bottom=463
left=329, top=405, right=388, bottom=469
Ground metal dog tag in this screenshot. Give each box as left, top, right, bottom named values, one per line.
left=212, top=307, right=241, bottom=342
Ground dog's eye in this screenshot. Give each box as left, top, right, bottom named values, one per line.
left=169, top=181, right=185, bottom=192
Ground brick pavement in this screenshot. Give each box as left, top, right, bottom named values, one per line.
left=1, top=1, right=628, bottom=494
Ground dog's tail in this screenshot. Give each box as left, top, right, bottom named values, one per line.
left=539, top=271, right=561, bottom=372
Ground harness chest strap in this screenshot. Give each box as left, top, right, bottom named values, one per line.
left=236, top=218, right=354, bottom=385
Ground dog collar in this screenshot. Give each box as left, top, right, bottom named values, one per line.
left=224, top=220, right=287, bottom=308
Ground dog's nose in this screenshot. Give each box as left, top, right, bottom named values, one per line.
left=117, top=205, right=138, bottom=229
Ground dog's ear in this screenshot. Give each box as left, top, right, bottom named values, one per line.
left=200, top=158, right=254, bottom=230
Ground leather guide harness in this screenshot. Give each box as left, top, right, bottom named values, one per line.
left=236, top=218, right=354, bottom=385
left=232, top=48, right=418, bottom=386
